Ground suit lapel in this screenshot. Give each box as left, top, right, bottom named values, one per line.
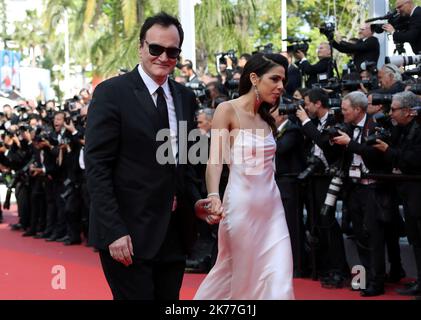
left=129, top=67, right=162, bottom=137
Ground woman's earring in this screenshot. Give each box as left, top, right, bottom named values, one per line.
left=254, top=84, right=260, bottom=103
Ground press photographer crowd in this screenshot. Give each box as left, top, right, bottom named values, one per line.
left=1, top=0, right=421, bottom=299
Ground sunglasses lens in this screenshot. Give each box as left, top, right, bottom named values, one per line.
left=167, top=48, right=181, bottom=58
left=149, top=44, right=165, bottom=56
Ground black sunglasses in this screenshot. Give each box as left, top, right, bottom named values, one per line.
left=144, top=40, right=181, bottom=59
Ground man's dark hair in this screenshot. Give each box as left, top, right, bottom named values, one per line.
left=304, top=88, right=329, bottom=108
left=139, top=12, right=184, bottom=48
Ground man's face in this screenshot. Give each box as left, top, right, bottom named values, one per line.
left=389, top=100, right=411, bottom=125
left=3, top=106, right=12, bottom=116
left=396, top=0, right=412, bottom=16
left=54, top=114, right=64, bottom=131
left=304, top=96, right=318, bottom=118
left=196, top=113, right=212, bottom=135
left=358, top=24, right=373, bottom=39
left=378, top=69, right=395, bottom=89
left=317, top=44, right=331, bottom=59
left=341, top=99, right=361, bottom=124
left=238, top=57, right=247, bottom=68
left=139, top=24, right=180, bottom=84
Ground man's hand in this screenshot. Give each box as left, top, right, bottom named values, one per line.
left=108, top=235, right=134, bottom=267
left=296, top=105, right=310, bottom=123
left=334, top=31, right=343, bottom=42
left=332, top=130, right=351, bottom=146
left=372, top=139, right=389, bottom=152
left=382, top=24, right=395, bottom=34
left=64, top=120, right=76, bottom=134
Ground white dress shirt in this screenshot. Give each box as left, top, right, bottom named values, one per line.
left=138, top=64, right=178, bottom=163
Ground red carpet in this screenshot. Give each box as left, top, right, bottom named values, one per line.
left=0, top=208, right=413, bottom=300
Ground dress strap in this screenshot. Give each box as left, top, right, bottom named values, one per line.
left=229, top=101, right=242, bottom=130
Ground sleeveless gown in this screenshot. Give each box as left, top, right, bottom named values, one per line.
left=194, top=127, right=295, bottom=300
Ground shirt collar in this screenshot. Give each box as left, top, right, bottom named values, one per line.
left=319, top=111, right=329, bottom=124
left=356, top=114, right=367, bottom=128
left=411, top=6, right=417, bottom=16
left=138, top=64, right=170, bottom=98
left=278, top=119, right=289, bottom=132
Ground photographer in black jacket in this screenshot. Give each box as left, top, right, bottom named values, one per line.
left=296, top=88, right=349, bottom=286
left=332, top=23, right=380, bottom=72
left=333, top=91, right=393, bottom=297
left=383, top=0, right=421, bottom=54
left=294, top=42, right=334, bottom=88
left=373, top=91, right=421, bottom=297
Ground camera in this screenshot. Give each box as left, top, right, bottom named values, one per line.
left=216, top=50, right=238, bottom=65
left=285, top=37, right=311, bottom=54
left=366, top=113, right=392, bottom=145
left=33, top=126, right=51, bottom=143
left=341, top=79, right=375, bottom=92
left=254, top=43, right=274, bottom=54
left=327, top=98, right=342, bottom=109
left=323, top=123, right=348, bottom=139
left=366, top=10, right=409, bottom=34
left=185, top=82, right=210, bottom=108
left=385, top=55, right=421, bottom=67
left=278, top=98, right=304, bottom=115
left=319, top=20, right=336, bottom=41
left=298, top=155, right=325, bottom=180
left=366, top=127, right=392, bottom=145
left=371, top=93, right=393, bottom=106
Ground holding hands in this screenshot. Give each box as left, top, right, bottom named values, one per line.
left=195, top=194, right=225, bottom=225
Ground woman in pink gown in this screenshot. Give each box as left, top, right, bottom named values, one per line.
left=194, top=53, right=294, bottom=300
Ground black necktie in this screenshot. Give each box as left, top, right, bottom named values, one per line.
left=156, top=87, right=169, bottom=128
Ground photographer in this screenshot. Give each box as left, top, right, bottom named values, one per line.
left=333, top=91, right=393, bottom=297
left=332, top=23, right=380, bottom=72
left=296, top=88, right=349, bottom=287
left=373, top=91, right=421, bottom=296
left=294, top=42, right=334, bottom=88
left=180, top=60, right=200, bottom=85
left=378, top=64, right=406, bottom=94
left=383, top=0, right=421, bottom=54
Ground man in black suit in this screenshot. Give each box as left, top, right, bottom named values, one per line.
left=332, top=23, right=380, bottom=72
left=373, top=91, right=421, bottom=297
left=271, top=110, right=308, bottom=277
left=383, top=0, right=421, bottom=54
left=85, top=12, right=210, bottom=300
left=294, top=43, right=334, bottom=88
left=295, top=88, right=349, bottom=287
left=333, top=91, right=393, bottom=297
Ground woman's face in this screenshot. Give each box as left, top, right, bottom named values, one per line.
left=254, top=65, right=285, bottom=106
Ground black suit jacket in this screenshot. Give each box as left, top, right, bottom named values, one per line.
left=332, top=36, right=380, bottom=72
left=343, top=115, right=391, bottom=174
left=300, top=114, right=343, bottom=167
left=275, top=120, right=306, bottom=177
left=393, top=6, right=421, bottom=54
left=85, top=66, right=201, bottom=259
left=298, top=57, right=333, bottom=88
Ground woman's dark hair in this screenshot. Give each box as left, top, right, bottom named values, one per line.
left=139, top=12, right=184, bottom=48
left=238, top=53, right=289, bottom=135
